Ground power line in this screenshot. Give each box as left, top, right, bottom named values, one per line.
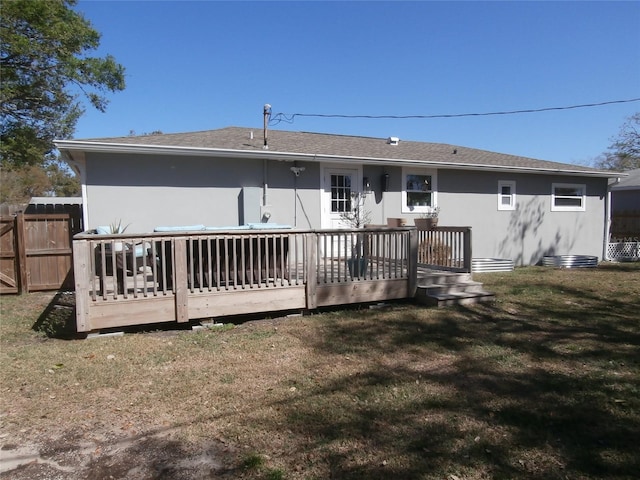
left=269, top=98, right=640, bottom=125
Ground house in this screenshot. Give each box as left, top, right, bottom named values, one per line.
left=56, top=127, right=621, bottom=266
left=610, top=168, right=640, bottom=239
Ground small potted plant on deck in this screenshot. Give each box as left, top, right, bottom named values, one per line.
left=340, top=191, right=372, bottom=278
left=108, top=219, right=129, bottom=251
left=414, top=206, right=440, bottom=230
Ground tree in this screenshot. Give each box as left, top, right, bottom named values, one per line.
left=0, top=0, right=125, bottom=202
left=595, top=113, right=640, bottom=171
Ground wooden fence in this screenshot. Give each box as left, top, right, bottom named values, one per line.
left=611, top=210, right=640, bottom=239
left=0, top=212, right=82, bottom=294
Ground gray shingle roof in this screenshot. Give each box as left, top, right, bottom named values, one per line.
left=75, top=126, right=614, bottom=175
left=611, top=168, right=640, bottom=189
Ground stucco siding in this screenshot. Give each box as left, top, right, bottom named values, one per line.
left=438, top=170, right=607, bottom=265
left=85, top=153, right=323, bottom=232
left=83, top=151, right=609, bottom=266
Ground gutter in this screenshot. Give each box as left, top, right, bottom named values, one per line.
left=54, top=140, right=627, bottom=179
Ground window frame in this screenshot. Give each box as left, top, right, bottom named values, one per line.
left=497, top=180, right=516, bottom=211
left=551, top=183, right=586, bottom=212
left=401, top=168, right=438, bottom=214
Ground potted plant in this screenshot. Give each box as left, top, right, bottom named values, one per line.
left=107, top=219, right=129, bottom=251
left=340, top=191, right=372, bottom=278
left=414, top=207, right=440, bottom=230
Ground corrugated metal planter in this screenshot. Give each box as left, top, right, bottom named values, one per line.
left=542, top=255, right=598, bottom=268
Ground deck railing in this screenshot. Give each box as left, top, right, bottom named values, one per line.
left=417, top=227, right=472, bottom=272
left=73, top=227, right=419, bottom=332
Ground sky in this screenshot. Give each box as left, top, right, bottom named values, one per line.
left=73, top=1, right=640, bottom=166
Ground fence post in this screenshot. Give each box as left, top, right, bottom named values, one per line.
left=15, top=212, right=28, bottom=293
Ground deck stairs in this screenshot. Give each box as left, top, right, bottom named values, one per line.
left=415, top=270, right=494, bottom=307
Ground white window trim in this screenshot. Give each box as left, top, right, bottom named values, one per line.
left=498, top=180, right=516, bottom=211
left=551, top=183, right=586, bottom=212
left=401, top=167, right=438, bottom=214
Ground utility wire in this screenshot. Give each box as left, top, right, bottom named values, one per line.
left=269, top=97, right=640, bottom=125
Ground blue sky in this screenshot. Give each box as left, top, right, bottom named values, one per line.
left=74, top=1, right=640, bottom=166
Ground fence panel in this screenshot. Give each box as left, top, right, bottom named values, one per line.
left=0, top=216, right=18, bottom=294
left=0, top=212, right=82, bottom=294
left=611, top=210, right=640, bottom=238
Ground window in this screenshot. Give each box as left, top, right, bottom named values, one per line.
left=330, top=174, right=352, bottom=213
left=402, top=169, right=437, bottom=213
left=552, top=183, right=586, bottom=211
left=498, top=180, right=516, bottom=211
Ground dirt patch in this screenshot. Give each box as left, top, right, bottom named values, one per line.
left=1, top=426, right=236, bottom=479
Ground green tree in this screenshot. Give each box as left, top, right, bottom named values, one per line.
left=0, top=0, right=125, bottom=202
left=595, top=113, right=640, bottom=171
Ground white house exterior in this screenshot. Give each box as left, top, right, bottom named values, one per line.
left=56, top=127, right=621, bottom=266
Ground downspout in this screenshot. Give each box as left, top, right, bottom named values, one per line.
left=262, top=104, right=271, bottom=216
left=263, top=159, right=269, bottom=212
left=293, top=170, right=298, bottom=227
left=604, top=177, right=620, bottom=261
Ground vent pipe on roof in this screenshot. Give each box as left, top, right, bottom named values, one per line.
left=263, top=104, right=271, bottom=150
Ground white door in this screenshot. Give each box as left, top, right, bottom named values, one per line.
left=321, top=167, right=361, bottom=229
left=321, top=167, right=361, bottom=261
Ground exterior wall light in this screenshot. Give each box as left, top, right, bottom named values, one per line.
left=363, top=177, right=371, bottom=193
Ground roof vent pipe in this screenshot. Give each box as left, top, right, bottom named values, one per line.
left=387, top=136, right=399, bottom=146
left=263, top=104, right=271, bottom=150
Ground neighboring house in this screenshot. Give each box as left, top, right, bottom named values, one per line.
left=610, top=168, right=640, bottom=239
left=611, top=168, right=640, bottom=212
left=56, top=127, right=621, bottom=266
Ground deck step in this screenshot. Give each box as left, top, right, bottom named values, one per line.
left=415, top=271, right=494, bottom=307
left=420, top=280, right=486, bottom=296
left=417, top=271, right=472, bottom=285
left=416, top=289, right=495, bottom=307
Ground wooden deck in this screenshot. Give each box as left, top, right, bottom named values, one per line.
left=73, top=227, right=471, bottom=332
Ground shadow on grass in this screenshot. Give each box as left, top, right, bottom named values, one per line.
left=32, top=291, right=79, bottom=339
left=268, top=268, right=640, bottom=479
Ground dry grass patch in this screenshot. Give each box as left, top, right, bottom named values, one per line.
left=1, top=263, right=639, bottom=479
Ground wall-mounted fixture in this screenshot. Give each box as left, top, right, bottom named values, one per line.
left=290, top=166, right=305, bottom=177
left=381, top=173, right=390, bottom=192
left=363, top=176, right=371, bottom=193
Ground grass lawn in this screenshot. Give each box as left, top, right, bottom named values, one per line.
left=1, top=264, right=639, bottom=479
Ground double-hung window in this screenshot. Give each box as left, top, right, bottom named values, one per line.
left=551, top=183, right=586, bottom=211
left=498, top=180, right=516, bottom=211
left=402, top=168, right=437, bottom=213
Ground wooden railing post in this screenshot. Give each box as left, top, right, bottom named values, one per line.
left=73, top=238, right=91, bottom=332
left=305, top=233, right=317, bottom=310
left=408, top=228, right=418, bottom=297
left=15, top=212, right=28, bottom=293
left=173, top=237, right=189, bottom=322
left=463, top=227, right=472, bottom=273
